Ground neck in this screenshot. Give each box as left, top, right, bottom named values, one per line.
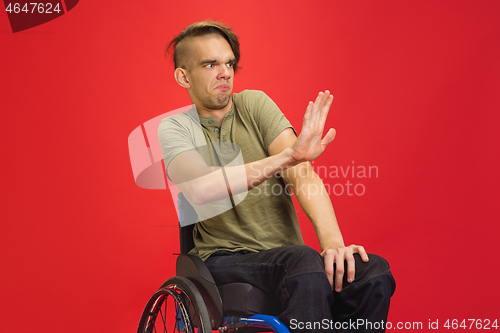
left=196, top=98, right=233, bottom=124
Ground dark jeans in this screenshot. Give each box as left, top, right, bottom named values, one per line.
left=204, top=245, right=396, bottom=333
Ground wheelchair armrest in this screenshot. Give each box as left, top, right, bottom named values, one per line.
left=173, top=254, right=223, bottom=328
left=176, top=253, right=215, bottom=284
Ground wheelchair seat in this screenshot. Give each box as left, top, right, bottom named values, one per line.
left=218, top=283, right=278, bottom=316
left=137, top=193, right=289, bottom=333
left=175, top=252, right=280, bottom=329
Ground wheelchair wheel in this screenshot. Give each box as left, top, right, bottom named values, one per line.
left=137, top=276, right=212, bottom=333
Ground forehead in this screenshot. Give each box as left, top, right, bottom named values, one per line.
left=188, top=34, right=235, bottom=62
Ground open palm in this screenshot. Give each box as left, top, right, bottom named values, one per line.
left=291, top=91, right=336, bottom=163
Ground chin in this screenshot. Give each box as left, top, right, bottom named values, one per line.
left=214, top=95, right=230, bottom=108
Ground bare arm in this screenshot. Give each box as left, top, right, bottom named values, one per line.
left=168, top=91, right=336, bottom=205
left=167, top=147, right=298, bottom=205
left=269, top=127, right=369, bottom=292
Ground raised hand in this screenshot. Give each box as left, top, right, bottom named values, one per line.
left=290, top=91, right=336, bottom=163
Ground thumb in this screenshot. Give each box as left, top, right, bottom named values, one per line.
left=321, top=128, right=336, bottom=148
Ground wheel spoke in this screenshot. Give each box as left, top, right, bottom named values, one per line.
left=160, top=297, right=167, bottom=332
left=138, top=277, right=209, bottom=333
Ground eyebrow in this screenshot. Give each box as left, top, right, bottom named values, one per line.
left=199, top=58, right=236, bottom=66
left=200, top=59, right=217, bottom=65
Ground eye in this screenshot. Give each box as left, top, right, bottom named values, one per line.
left=205, top=64, right=214, bottom=69
left=227, top=62, right=234, bottom=68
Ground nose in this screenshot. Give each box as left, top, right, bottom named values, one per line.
left=217, top=64, right=232, bottom=80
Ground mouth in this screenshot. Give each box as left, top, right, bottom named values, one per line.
left=215, top=84, right=231, bottom=92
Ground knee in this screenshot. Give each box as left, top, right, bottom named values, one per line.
left=362, top=253, right=391, bottom=271
left=334, top=274, right=395, bottom=322
left=374, top=274, right=396, bottom=299
left=287, top=245, right=322, bottom=260
left=352, top=253, right=396, bottom=297
left=281, top=245, right=325, bottom=278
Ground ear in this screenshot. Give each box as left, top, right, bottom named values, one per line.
left=174, top=68, right=191, bottom=89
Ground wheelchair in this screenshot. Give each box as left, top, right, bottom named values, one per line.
left=137, top=193, right=291, bottom=333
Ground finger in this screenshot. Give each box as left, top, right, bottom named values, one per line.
left=350, top=244, right=369, bottom=262
left=358, top=245, right=370, bottom=262
left=314, top=91, right=329, bottom=124
left=323, top=250, right=335, bottom=289
left=313, top=91, right=332, bottom=134
left=311, top=92, right=325, bottom=130
left=302, top=101, right=314, bottom=130
left=317, top=90, right=330, bottom=111
left=334, top=251, right=345, bottom=292
left=319, top=90, right=331, bottom=112
left=318, top=94, right=334, bottom=130
left=313, top=91, right=330, bottom=128
left=321, top=128, right=336, bottom=148
left=346, top=252, right=356, bottom=283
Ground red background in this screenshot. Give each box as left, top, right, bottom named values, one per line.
left=1, top=0, right=499, bottom=331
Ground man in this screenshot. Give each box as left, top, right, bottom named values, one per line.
left=159, top=21, right=395, bottom=332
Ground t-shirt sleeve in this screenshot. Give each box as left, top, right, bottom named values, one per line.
left=157, top=116, right=196, bottom=179
left=243, top=90, right=296, bottom=152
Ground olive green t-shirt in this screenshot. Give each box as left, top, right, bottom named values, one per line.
left=158, top=90, right=304, bottom=261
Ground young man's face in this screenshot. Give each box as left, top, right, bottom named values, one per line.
left=184, top=34, right=235, bottom=111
